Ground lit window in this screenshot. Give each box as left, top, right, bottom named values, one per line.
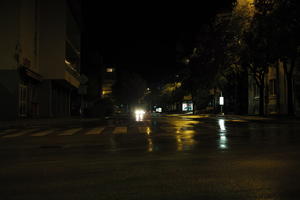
left=106, top=68, right=114, bottom=73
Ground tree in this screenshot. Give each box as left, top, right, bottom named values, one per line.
left=186, top=15, right=248, bottom=113
left=254, top=0, right=300, bottom=115
left=225, top=0, right=272, bottom=115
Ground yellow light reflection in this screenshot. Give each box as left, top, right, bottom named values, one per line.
left=181, top=115, right=209, bottom=119
left=146, top=127, right=151, bottom=135
left=172, top=120, right=200, bottom=128
left=181, top=129, right=196, bottom=135
left=228, top=119, right=247, bottom=122
left=147, top=138, right=153, bottom=152
left=163, top=116, right=199, bottom=151
left=176, top=129, right=196, bottom=151
left=176, top=135, right=183, bottom=151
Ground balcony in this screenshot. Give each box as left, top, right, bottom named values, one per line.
left=65, top=60, right=80, bottom=88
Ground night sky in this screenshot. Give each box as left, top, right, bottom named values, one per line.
left=84, top=1, right=234, bottom=83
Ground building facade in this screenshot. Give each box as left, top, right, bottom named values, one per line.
left=248, top=61, right=300, bottom=115
left=0, top=0, right=81, bottom=119
left=102, top=67, right=116, bottom=99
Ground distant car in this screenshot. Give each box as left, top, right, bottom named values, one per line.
left=133, top=108, right=150, bottom=121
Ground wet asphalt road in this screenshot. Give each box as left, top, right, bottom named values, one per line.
left=1, top=114, right=300, bottom=200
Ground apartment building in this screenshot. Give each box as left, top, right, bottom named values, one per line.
left=0, top=0, right=81, bottom=119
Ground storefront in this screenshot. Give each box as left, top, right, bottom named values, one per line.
left=18, top=66, right=42, bottom=118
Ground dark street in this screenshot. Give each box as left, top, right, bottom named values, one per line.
left=1, top=0, right=300, bottom=199
left=1, top=114, right=300, bottom=200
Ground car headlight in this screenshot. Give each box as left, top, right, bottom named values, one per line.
left=135, top=110, right=145, bottom=115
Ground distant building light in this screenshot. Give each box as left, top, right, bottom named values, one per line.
left=106, top=68, right=114, bottom=73
left=102, top=90, right=112, bottom=96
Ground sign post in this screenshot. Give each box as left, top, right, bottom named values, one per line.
left=219, top=92, right=224, bottom=115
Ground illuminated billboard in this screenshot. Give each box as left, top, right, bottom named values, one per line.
left=182, top=102, right=193, bottom=112
left=155, top=107, right=162, bottom=113
left=219, top=97, right=224, bottom=105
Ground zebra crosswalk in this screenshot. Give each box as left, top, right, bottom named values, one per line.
left=58, top=128, right=82, bottom=136
left=85, top=127, right=105, bottom=135
left=0, top=129, right=18, bottom=136
left=31, top=129, right=56, bottom=137
left=0, top=125, right=153, bottom=139
left=112, top=126, right=127, bottom=134
left=2, top=128, right=38, bottom=138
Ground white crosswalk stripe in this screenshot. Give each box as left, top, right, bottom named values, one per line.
left=0, top=129, right=18, bottom=136
left=85, top=127, right=105, bottom=135
left=112, top=127, right=127, bottom=134
left=58, top=128, right=82, bottom=136
left=30, top=129, right=56, bottom=137
left=0, top=126, right=155, bottom=138
left=2, top=129, right=38, bottom=138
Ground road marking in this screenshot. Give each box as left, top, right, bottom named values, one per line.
left=138, top=127, right=151, bottom=134
left=59, top=128, right=81, bottom=136
left=0, top=129, right=17, bottom=136
left=2, top=129, right=37, bottom=138
left=85, top=127, right=105, bottom=135
left=31, top=129, right=56, bottom=137
left=112, top=127, right=127, bottom=134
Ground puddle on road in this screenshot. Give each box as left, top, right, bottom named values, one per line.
left=106, top=116, right=300, bottom=153
left=157, top=119, right=201, bottom=152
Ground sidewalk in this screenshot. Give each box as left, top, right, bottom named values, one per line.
left=216, top=114, right=300, bottom=123
left=175, top=112, right=300, bottom=123
left=0, top=117, right=106, bottom=130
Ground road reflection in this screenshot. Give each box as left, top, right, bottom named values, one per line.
left=145, top=127, right=154, bottom=152
left=147, top=137, right=153, bottom=152
left=146, top=118, right=200, bottom=152
left=218, top=119, right=228, bottom=150
left=171, top=120, right=199, bottom=151
left=176, top=129, right=197, bottom=151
